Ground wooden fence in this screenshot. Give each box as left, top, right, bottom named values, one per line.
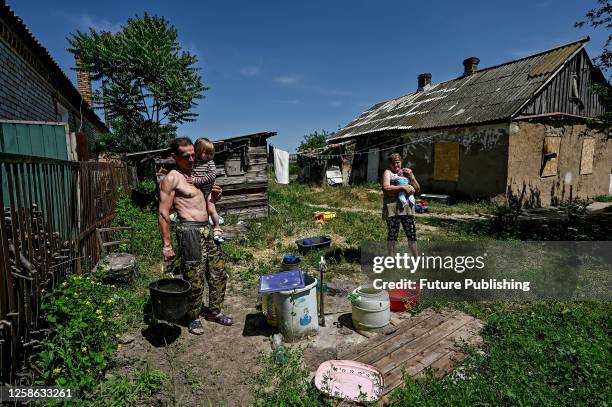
left=0, top=152, right=131, bottom=384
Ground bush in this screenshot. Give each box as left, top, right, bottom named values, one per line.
left=113, top=194, right=162, bottom=263
left=33, top=275, right=119, bottom=393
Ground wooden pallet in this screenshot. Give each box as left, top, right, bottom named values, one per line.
left=337, top=308, right=483, bottom=406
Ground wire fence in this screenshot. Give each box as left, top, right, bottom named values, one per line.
left=0, top=152, right=132, bottom=384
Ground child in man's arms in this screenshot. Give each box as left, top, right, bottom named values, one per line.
left=187, top=138, right=223, bottom=242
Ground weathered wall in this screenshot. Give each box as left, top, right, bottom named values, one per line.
left=519, top=49, right=607, bottom=118
left=0, top=15, right=103, bottom=150
left=215, top=140, right=270, bottom=219
left=350, top=123, right=509, bottom=199
left=507, top=120, right=612, bottom=207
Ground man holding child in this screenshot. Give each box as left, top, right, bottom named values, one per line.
left=158, top=137, right=233, bottom=335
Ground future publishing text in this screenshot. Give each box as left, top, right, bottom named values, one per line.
left=371, top=252, right=531, bottom=292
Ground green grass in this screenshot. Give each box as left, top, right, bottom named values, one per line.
left=593, top=195, right=612, bottom=202
left=247, top=181, right=611, bottom=406
left=84, top=364, right=166, bottom=407
left=251, top=347, right=334, bottom=407
left=389, top=302, right=611, bottom=406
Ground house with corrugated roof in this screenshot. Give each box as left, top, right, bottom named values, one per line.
left=0, top=0, right=108, bottom=160
left=323, top=37, right=611, bottom=206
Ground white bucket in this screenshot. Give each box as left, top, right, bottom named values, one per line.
left=273, top=275, right=319, bottom=342
left=351, top=287, right=390, bottom=331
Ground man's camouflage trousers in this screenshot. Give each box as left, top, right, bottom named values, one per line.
left=176, top=221, right=227, bottom=320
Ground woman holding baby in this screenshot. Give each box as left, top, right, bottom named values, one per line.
left=381, top=153, right=420, bottom=255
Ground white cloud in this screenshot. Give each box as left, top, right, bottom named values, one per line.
left=76, top=14, right=121, bottom=33
left=239, top=66, right=260, bottom=77
left=274, top=75, right=298, bottom=85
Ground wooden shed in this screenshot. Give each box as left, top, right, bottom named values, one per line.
left=213, top=132, right=275, bottom=218
left=124, top=131, right=276, bottom=219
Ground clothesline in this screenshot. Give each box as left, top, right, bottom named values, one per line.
left=296, top=133, right=443, bottom=159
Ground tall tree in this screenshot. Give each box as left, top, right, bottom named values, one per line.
left=576, top=0, right=611, bottom=126
left=68, top=13, right=207, bottom=153
left=297, top=130, right=332, bottom=152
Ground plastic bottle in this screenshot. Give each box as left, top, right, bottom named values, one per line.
left=271, top=333, right=288, bottom=364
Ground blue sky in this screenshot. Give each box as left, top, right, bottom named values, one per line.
left=9, top=0, right=609, bottom=152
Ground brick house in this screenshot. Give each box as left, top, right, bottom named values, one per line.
left=326, top=38, right=611, bottom=206
left=0, top=0, right=108, bottom=157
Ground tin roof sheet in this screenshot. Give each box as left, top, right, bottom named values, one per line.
left=331, top=39, right=587, bottom=140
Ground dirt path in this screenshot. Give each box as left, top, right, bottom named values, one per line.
left=304, top=202, right=491, bottom=221
left=113, top=274, right=370, bottom=406
left=115, top=285, right=271, bottom=406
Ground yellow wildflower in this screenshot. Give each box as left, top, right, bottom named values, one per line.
left=96, top=309, right=103, bottom=315
left=81, top=347, right=87, bottom=353
left=53, top=368, right=62, bottom=375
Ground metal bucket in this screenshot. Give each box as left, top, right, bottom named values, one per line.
left=149, top=278, right=191, bottom=321
left=351, top=287, right=390, bottom=331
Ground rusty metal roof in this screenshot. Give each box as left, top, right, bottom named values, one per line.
left=331, top=38, right=588, bottom=141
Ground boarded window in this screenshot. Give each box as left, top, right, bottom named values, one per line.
left=580, top=138, right=595, bottom=175
left=433, top=142, right=459, bottom=181
left=540, top=137, right=560, bottom=177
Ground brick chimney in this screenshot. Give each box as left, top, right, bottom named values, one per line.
left=463, top=57, right=480, bottom=76
left=75, top=57, right=93, bottom=106
left=417, top=73, right=432, bottom=91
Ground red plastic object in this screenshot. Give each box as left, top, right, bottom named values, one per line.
left=388, top=288, right=421, bottom=312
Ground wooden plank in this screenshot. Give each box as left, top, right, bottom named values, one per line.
left=426, top=329, right=483, bottom=379
left=381, top=318, right=483, bottom=394
left=217, top=198, right=268, bottom=209
left=433, top=142, right=459, bottom=182
left=339, top=309, right=438, bottom=360
left=355, top=311, right=460, bottom=366
left=370, top=313, right=473, bottom=374
left=541, top=136, right=560, bottom=177
left=579, top=138, right=595, bottom=175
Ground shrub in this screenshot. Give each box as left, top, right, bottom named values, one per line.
left=113, top=194, right=162, bottom=263
left=33, top=275, right=119, bottom=393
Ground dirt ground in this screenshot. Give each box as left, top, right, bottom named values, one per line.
left=114, top=273, right=368, bottom=406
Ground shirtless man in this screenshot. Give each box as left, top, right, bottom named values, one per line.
left=158, top=137, right=233, bottom=335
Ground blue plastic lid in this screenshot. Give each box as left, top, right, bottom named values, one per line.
left=258, top=269, right=305, bottom=294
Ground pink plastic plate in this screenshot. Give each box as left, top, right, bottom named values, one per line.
left=314, top=360, right=384, bottom=403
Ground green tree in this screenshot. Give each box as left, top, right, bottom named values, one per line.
left=576, top=0, right=611, bottom=126
left=68, top=13, right=206, bottom=153
left=297, top=130, right=332, bottom=152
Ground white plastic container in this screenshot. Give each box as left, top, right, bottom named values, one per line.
left=351, top=287, right=390, bottom=331
left=273, top=274, right=319, bottom=342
